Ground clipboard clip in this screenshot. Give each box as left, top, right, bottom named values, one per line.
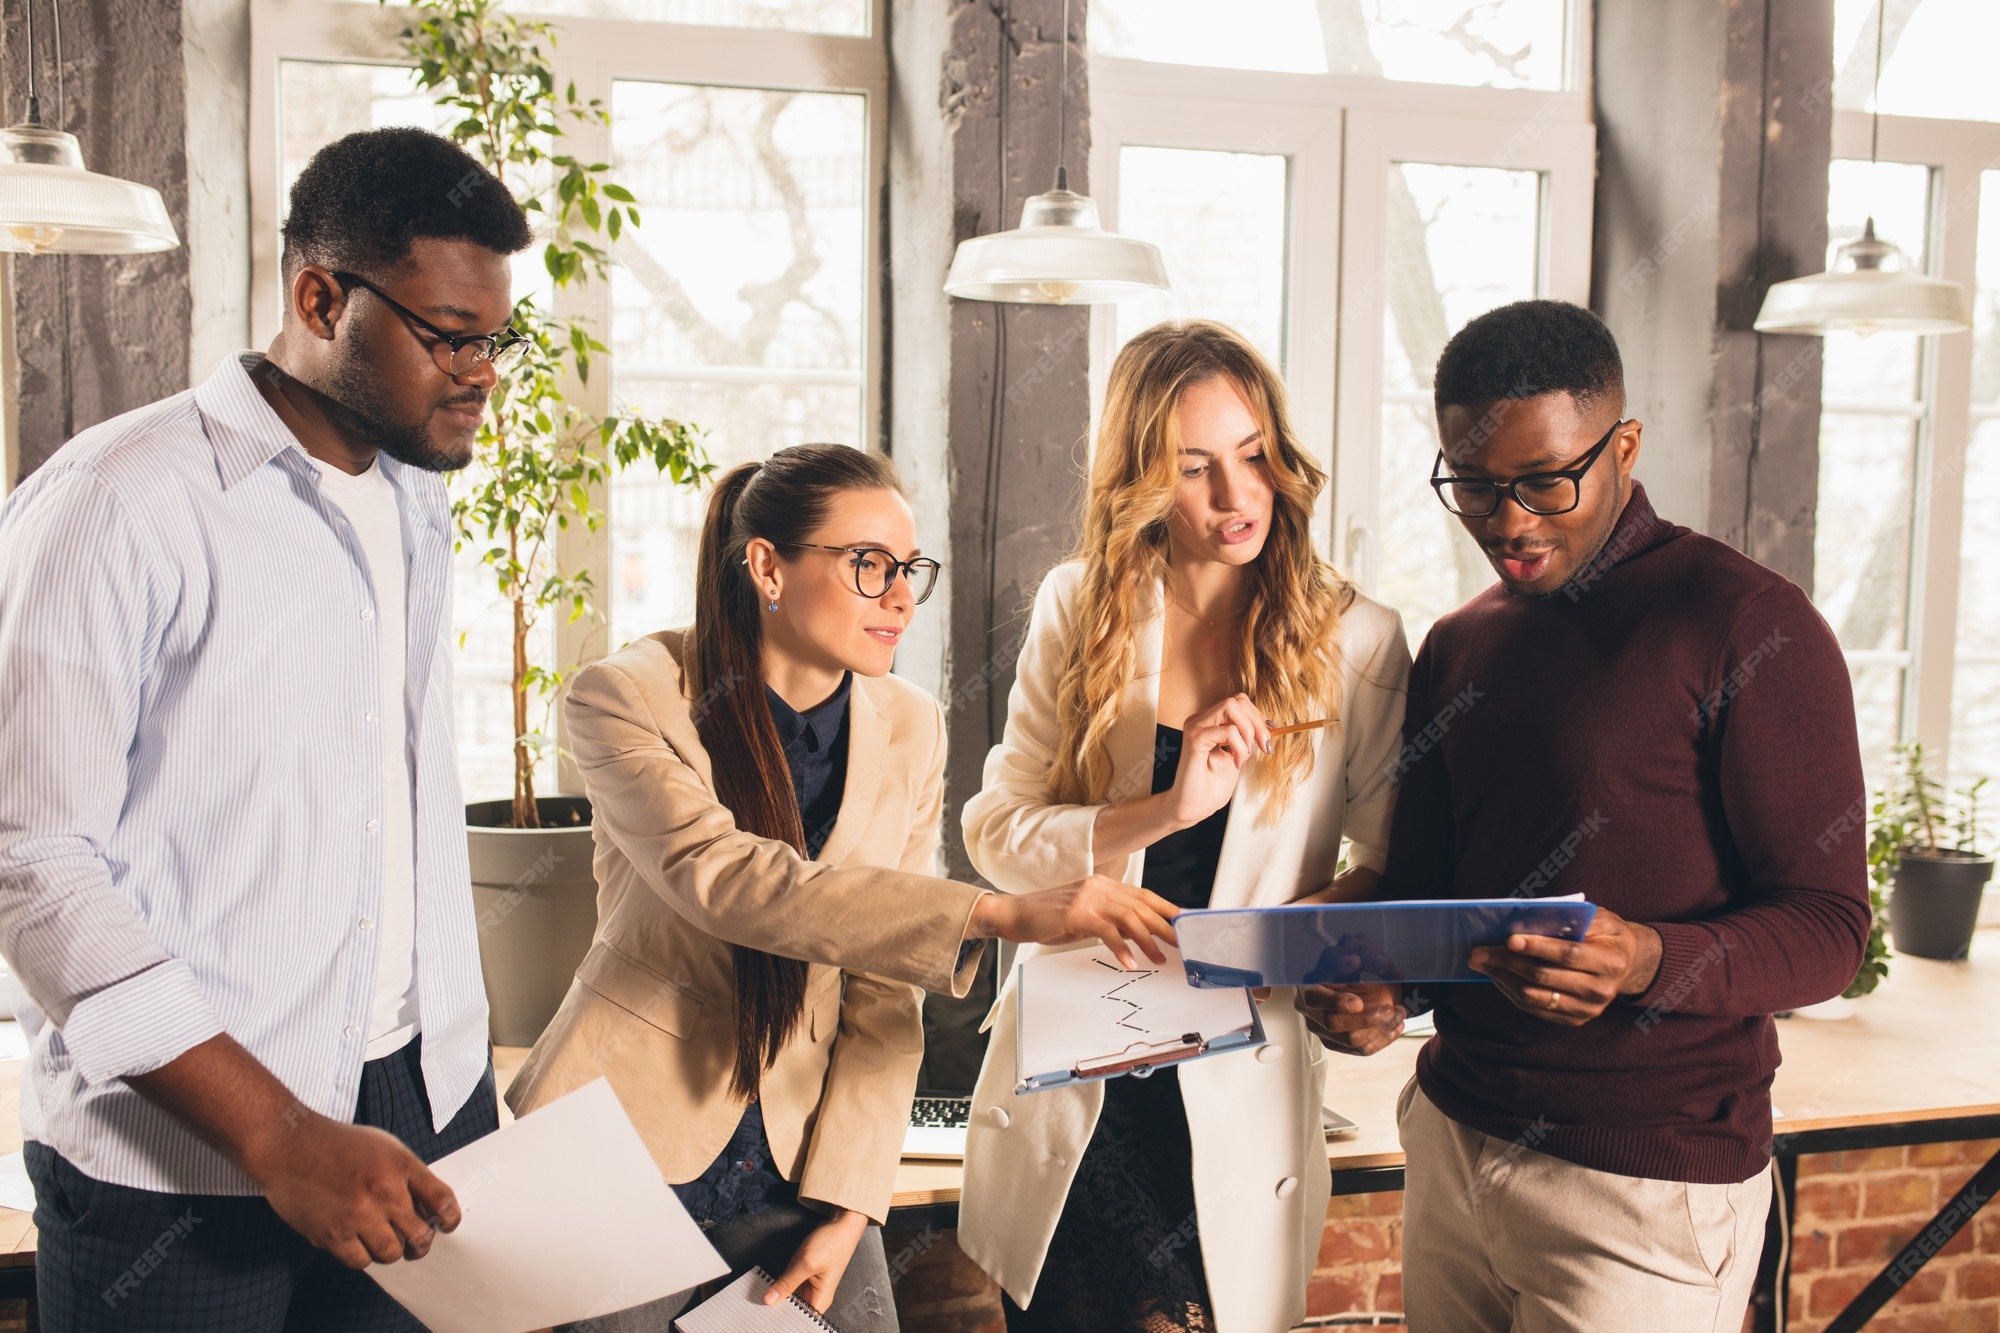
left=1071, top=1032, right=1206, bottom=1080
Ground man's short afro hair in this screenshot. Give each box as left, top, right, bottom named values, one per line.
left=1433, top=299, right=1624, bottom=416
left=281, top=126, right=532, bottom=277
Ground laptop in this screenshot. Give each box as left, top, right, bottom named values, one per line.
left=900, top=1094, right=1358, bottom=1159
left=901, top=1092, right=973, bottom=1160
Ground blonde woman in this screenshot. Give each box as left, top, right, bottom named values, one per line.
left=958, top=322, right=1415, bottom=1333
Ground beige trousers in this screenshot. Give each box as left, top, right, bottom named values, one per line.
left=1396, top=1076, right=1771, bottom=1333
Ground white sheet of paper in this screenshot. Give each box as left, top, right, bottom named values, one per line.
left=366, top=1077, right=725, bottom=1333
left=0, top=1151, right=37, bottom=1213
left=1015, top=943, right=1257, bottom=1088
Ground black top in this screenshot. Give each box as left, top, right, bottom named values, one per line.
left=1140, top=724, right=1229, bottom=911
left=673, top=673, right=853, bottom=1230
left=766, top=672, right=853, bottom=860
left=1010, top=724, right=1231, bottom=1330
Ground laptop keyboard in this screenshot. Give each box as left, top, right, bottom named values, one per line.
left=909, top=1095, right=972, bottom=1129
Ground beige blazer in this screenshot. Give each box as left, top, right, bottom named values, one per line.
left=505, top=631, right=988, bottom=1223
left=957, top=560, right=1412, bottom=1333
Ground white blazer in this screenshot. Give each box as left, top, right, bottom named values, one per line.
left=957, top=559, right=1412, bottom=1333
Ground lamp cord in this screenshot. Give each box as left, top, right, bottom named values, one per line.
left=22, top=0, right=38, bottom=122
left=1055, top=0, right=1069, bottom=191
left=1869, top=0, right=1884, bottom=167
left=52, top=0, right=65, bottom=130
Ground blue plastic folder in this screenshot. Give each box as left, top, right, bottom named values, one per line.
left=1175, top=897, right=1598, bottom=989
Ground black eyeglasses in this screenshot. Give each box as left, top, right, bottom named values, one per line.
left=1430, top=419, right=1626, bottom=518
left=779, top=544, right=941, bottom=603
left=331, top=271, right=529, bottom=378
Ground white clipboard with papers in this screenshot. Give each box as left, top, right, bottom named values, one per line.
left=1013, top=944, right=1264, bottom=1094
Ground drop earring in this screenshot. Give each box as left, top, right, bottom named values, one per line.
left=766, top=590, right=779, bottom=613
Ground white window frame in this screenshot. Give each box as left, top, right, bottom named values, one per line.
left=1086, top=14, right=1597, bottom=583
left=246, top=0, right=887, bottom=789
left=1826, top=109, right=2000, bottom=773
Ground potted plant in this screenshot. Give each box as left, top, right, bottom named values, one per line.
left=1872, top=742, right=1993, bottom=964
left=389, top=0, right=712, bottom=1044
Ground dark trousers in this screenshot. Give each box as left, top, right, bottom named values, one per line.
left=28, top=1036, right=499, bottom=1332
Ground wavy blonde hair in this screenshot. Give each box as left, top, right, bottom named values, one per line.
left=1047, top=320, right=1352, bottom=822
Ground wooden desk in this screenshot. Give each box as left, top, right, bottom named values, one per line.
left=0, top=940, right=1993, bottom=1307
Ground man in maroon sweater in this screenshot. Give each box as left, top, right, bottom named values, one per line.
left=1301, top=300, right=1870, bottom=1331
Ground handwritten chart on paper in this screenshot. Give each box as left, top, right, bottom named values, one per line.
left=1015, top=944, right=1259, bottom=1090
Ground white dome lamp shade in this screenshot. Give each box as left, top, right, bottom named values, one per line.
left=944, top=182, right=1170, bottom=305
left=1754, top=217, right=1970, bottom=337
left=1754, top=5, right=1966, bottom=339
left=0, top=121, right=179, bottom=256
left=942, top=0, right=1169, bottom=307
left=0, top=0, right=178, bottom=256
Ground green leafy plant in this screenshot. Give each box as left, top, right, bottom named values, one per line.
left=386, top=0, right=713, bottom=828
left=1853, top=743, right=1994, bottom=996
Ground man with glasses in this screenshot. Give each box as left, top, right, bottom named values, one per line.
left=0, top=127, right=530, bottom=1328
left=1298, top=300, right=1869, bottom=1331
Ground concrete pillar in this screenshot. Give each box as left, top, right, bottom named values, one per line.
left=2, top=0, right=191, bottom=481
left=887, top=0, right=1091, bottom=1084
left=1591, top=0, right=1833, bottom=586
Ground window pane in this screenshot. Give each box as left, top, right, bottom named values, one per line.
left=278, top=61, right=548, bottom=803
left=1091, top=0, right=1567, bottom=89
left=1954, top=422, right=2000, bottom=783
left=1821, top=161, right=1931, bottom=406
left=1111, top=147, right=1289, bottom=369
left=1951, top=171, right=2000, bottom=782
left=1851, top=662, right=1908, bottom=778
left=1833, top=0, right=2000, bottom=124
left=608, top=83, right=867, bottom=649
left=1814, top=414, right=1917, bottom=655
left=329, top=0, right=868, bottom=35
left=1813, top=157, right=1931, bottom=782
left=1378, top=163, right=1540, bottom=644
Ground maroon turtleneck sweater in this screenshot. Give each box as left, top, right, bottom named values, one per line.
left=1378, top=482, right=1870, bottom=1185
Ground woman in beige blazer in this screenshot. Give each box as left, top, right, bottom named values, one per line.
left=957, top=322, right=1415, bottom=1333
left=505, top=445, right=1177, bottom=1330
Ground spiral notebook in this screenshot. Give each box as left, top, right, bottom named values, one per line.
left=674, top=1267, right=839, bottom=1332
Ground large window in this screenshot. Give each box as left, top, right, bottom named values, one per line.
left=251, top=0, right=885, bottom=799
left=1088, top=1, right=1593, bottom=648
left=1813, top=0, right=2000, bottom=788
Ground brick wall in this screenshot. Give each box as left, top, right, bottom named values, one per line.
left=885, top=1138, right=2000, bottom=1332
left=1787, top=1140, right=2000, bottom=1333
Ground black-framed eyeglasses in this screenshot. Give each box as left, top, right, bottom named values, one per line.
left=331, top=271, right=529, bottom=378
left=1430, top=418, right=1626, bottom=518
left=779, top=543, right=942, bottom=603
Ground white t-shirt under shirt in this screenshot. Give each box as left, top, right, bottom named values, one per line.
left=310, top=453, right=421, bottom=1060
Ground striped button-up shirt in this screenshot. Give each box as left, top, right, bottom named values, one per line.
left=0, top=353, right=490, bottom=1193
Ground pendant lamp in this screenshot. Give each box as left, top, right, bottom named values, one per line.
left=943, top=0, right=1169, bottom=305
left=0, top=1, right=179, bottom=256
left=1753, top=7, right=1966, bottom=337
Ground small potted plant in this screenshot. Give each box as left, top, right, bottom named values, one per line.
left=1872, top=742, right=1992, bottom=963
